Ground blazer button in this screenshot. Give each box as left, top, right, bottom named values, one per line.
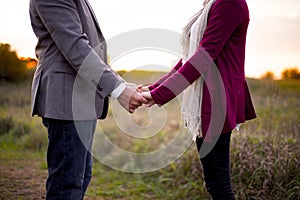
left=97, top=85, right=103, bottom=92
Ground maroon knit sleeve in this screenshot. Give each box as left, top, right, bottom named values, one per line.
left=150, top=1, right=243, bottom=105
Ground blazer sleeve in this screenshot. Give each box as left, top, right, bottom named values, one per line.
left=33, top=0, right=123, bottom=97
left=150, top=1, right=244, bottom=105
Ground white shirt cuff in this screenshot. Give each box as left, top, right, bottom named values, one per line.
left=110, top=83, right=126, bottom=99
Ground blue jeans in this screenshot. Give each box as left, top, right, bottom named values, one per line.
left=42, top=118, right=96, bottom=200
left=196, top=132, right=235, bottom=200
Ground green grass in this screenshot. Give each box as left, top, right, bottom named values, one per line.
left=0, top=76, right=299, bottom=199
left=85, top=146, right=208, bottom=200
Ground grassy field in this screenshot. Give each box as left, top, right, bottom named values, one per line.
left=0, top=73, right=299, bottom=200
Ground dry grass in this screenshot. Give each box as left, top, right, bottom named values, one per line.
left=0, top=76, right=299, bottom=199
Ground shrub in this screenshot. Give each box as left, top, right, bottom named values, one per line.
left=0, top=115, right=14, bottom=136
left=0, top=43, right=28, bottom=82
left=21, top=129, right=48, bottom=151
left=261, top=71, right=275, bottom=80
left=9, top=120, right=32, bottom=137
left=281, top=67, right=300, bottom=80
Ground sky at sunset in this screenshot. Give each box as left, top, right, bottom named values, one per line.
left=0, top=0, right=299, bottom=78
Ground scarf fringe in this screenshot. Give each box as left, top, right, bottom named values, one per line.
left=180, top=0, right=216, bottom=141
left=183, top=114, right=202, bottom=142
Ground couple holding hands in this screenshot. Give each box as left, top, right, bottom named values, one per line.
left=30, top=0, right=256, bottom=199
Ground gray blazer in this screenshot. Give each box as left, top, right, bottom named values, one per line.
left=30, top=0, right=123, bottom=120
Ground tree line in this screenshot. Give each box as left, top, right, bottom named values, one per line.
left=0, top=43, right=37, bottom=82
left=0, top=42, right=299, bottom=82
left=261, top=68, right=300, bottom=80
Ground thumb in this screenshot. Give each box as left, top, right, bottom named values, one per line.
left=141, top=92, right=152, bottom=100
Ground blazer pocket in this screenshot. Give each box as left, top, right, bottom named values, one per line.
left=51, top=61, right=77, bottom=75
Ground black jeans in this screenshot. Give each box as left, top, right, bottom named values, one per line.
left=196, top=133, right=235, bottom=200
left=42, top=118, right=96, bottom=200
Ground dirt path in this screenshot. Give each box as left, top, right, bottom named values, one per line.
left=0, top=159, right=47, bottom=200
left=0, top=157, right=104, bottom=200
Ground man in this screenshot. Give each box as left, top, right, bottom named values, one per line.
left=29, top=0, right=147, bottom=199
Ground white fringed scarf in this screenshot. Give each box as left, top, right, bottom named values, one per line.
left=181, top=0, right=216, bottom=141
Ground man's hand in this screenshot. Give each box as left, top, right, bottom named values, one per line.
left=117, top=86, right=148, bottom=113
left=141, top=92, right=156, bottom=107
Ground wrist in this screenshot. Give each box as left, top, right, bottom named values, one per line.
left=111, top=83, right=126, bottom=99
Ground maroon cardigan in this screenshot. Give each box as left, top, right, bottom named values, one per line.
left=149, top=0, right=256, bottom=136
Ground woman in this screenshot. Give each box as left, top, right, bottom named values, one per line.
left=141, top=0, right=256, bottom=199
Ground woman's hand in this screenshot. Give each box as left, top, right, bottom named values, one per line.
left=137, top=84, right=150, bottom=93
left=141, top=92, right=156, bottom=107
